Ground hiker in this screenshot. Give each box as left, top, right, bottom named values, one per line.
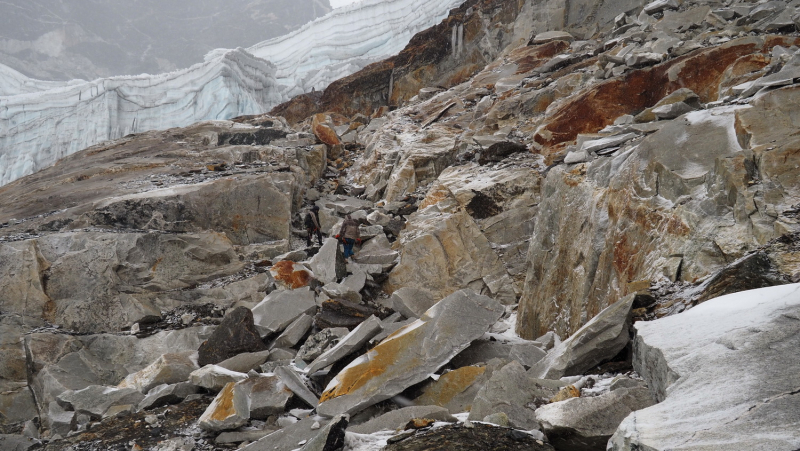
left=336, top=214, right=360, bottom=259
left=304, top=205, right=323, bottom=246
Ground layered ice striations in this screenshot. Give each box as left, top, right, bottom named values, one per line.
left=0, top=0, right=463, bottom=187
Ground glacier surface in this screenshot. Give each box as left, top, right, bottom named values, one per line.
left=0, top=0, right=463, bottom=187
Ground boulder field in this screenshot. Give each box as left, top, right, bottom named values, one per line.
left=1, top=0, right=800, bottom=450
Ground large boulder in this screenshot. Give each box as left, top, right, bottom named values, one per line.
left=467, top=360, right=566, bottom=430
left=198, top=382, right=250, bottom=432
left=386, top=207, right=517, bottom=305
left=529, top=294, right=634, bottom=380
left=536, top=387, right=655, bottom=450
left=610, top=284, right=800, bottom=450
left=308, top=238, right=347, bottom=284
left=198, top=307, right=267, bottom=366
left=189, top=365, right=248, bottom=392
left=317, top=289, right=504, bottom=417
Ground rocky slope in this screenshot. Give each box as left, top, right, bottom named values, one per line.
left=1, top=0, right=800, bottom=450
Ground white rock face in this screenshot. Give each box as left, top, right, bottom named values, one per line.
left=610, top=283, right=800, bottom=451
left=0, top=0, right=463, bottom=186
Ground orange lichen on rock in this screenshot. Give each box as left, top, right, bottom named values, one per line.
left=312, top=114, right=342, bottom=146
left=415, top=366, right=486, bottom=408
left=320, top=323, right=425, bottom=402
left=210, top=383, right=237, bottom=421
left=271, top=260, right=312, bottom=289
left=549, top=385, right=581, bottom=403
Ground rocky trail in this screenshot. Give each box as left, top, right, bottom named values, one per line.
left=2, top=0, right=800, bottom=450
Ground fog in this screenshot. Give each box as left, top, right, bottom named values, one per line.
left=0, top=0, right=332, bottom=81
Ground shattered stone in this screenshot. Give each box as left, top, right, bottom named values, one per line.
left=271, top=315, right=314, bottom=349
left=217, top=350, right=272, bottom=373
left=308, top=238, right=347, bottom=284
left=117, top=352, right=198, bottom=394
left=529, top=294, right=634, bottom=380
left=537, top=387, right=655, bottom=450
left=299, top=414, right=348, bottom=451
left=296, top=327, right=350, bottom=362
left=354, top=234, right=398, bottom=265
left=274, top=366, right=320, bottom=408
left=390, top=287, right=437, bottom=319
left=137, top=382, right=198, bottom=411
left=306, top=315, right=383, bottom=374
left=468, top=361, right=565, bottom=430
left=643, top=0, right=679, bottom=15
left=317, top=289, right=504, bottom=417
left=189, top=365, right=248, bottom=392
left=57, top=385, right=145, bottom=420
left=241, top=417, right=329, bottom=451
left=321, top=282, right=363, bottom=304
left=251, top=288, right=317, bottom=337
left=314, top=299, right=379, bottom=329
left=530, top=31, right=575, bottom=45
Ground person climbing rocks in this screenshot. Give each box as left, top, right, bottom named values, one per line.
left=336, top=214, right=361, bottom=259
left=304, top=205, right=323, bottom=246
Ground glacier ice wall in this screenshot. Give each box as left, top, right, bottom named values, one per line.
left=0, top=0, right=463, bottom=187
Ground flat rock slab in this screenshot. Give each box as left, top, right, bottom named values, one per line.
left=118, top=352, right=198, bottom=393
left=138, top=382, right=197, bottom=411
left=198, top=382, right=249, bottom=432
left=610, top=284, right=800, bottom=451
left=530, top=294, right=634, bottom=380
left=57, top=385, right=145, bottom=420
left=317, top=289, right=504, bottom=417
left=299, top=414, right=348, bottom=451
left=306, top=315, right=383, bottom=374
left=198, top=307, right=267, bottom=366
left=242, top=417, right=329, bottom=451
left=349, top=406, right=456, bottom=434
left=274, top=366, right=320, bottom=407
left=536, top=387, right=655, bottom=451
left=272, top=315, right=314, bottom=349
left=251, top=288, right=317, bottom=337
left=217, top=350, right=271, bottom=374
left=296, top=327, right=350, bottom=363
left=414, top=364, right=495, bottom=414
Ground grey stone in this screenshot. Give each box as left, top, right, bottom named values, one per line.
left=218, top=350, right=272, bottom=373
left=609, top=376, right=646, bottom=392
left=354, top=234, right=398, bottom=265
left=370, top=318, right=415, bottom=345
left=308, top=238, right=347, bottom=284
left=251, top=288, right=317, bottom=337
left=749, top=1, right=785, bottom=21
left=321, top=282, right=362, bottom=304
left=610, top=284, right=800, bottom=451
left=533, top=332, right=560, bottom=351
left=317, top=289, right=504, bottom=417
left=580, top=134, right=637, bottom=155
left=392, top=287, right=437, bottom=319
left=342, top=266, right=367, bottom=293
left=624, top=52, right=663, bottom=68
left=643, top=0, right=679, bottom=15
left=468, top=361, right=565, bottom=430
left=0, top=435, right=37, bottom=451
left=198, top=306, right=268, bottom=367
left=508, top=342, right=547, bottom=368
left=137, top=382, right=197, bottom=411
left=104, top=404, right=135, bottom=418
left=367, top=211, right=392, bottom=226
left=531, top=31, right=575, bottom=45
left=242, top=417, right=329, bottom=451
left=274, top=366, right=320, bottom=407
left=564, top=148, right=591, bottom=164
left=117, top=352, right=198, bottom=393
left=44, top=401, right=75, bottom=436
left=358, top=225, right=385, bottom=239
left=189, top=365, right=248, bottom=392
left=57, top=385, right=145, bottom=420
left=267, top=348, right=297, bottom=361
left=241, top=374, right=294, bottom=420
left=482, top=412, right=511, bottom=427
left=414, top=360, right=504, bottom=415
left=529, top=294, right=634, bottom=380
left=271, top=315, right=314, bottom=349
left=652, top=101, right=699, bottom=120
left=152, top=437, right=196, bottom=451
left=275, top=249, right=308, bottom=262
left=215, top=430, right=276, bottom=444
left=319, top=196, right=374, bottom=216
left=537, top=387, right=655, bottom=451
left=450, top=339, right=512, bottom=368
left=300, top=414, right=348, bottom=451
left=296, top=327, right=350, bottom=363
left=349, top=406, right=456, bottom=434
left=198, top=382, right=249, bottom=432
left=306, top=316, right=383, bottom=374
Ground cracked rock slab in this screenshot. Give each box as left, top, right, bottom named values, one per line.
left=306, top=315, right=382, bottom=374
left=317, top=289, right=504, bottom=417
left=610, top=284, right=800, bottom=450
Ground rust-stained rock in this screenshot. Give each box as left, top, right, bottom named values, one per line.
left=270, top=261, right=313, bottom=290
left=198, top=382, right=249, bottom=432
left=317, top=289, right=503, bottom=417
left=549, top=385, right=581, bottom=403
left=312, top=114, right=342, bottom=146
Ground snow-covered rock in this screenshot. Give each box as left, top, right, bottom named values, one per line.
left=0, top=0, right=463, bottom=186
left=610, top=284, right=800, bottom=450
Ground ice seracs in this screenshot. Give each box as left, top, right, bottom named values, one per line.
left=0, top=0, right=463, bottom=187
